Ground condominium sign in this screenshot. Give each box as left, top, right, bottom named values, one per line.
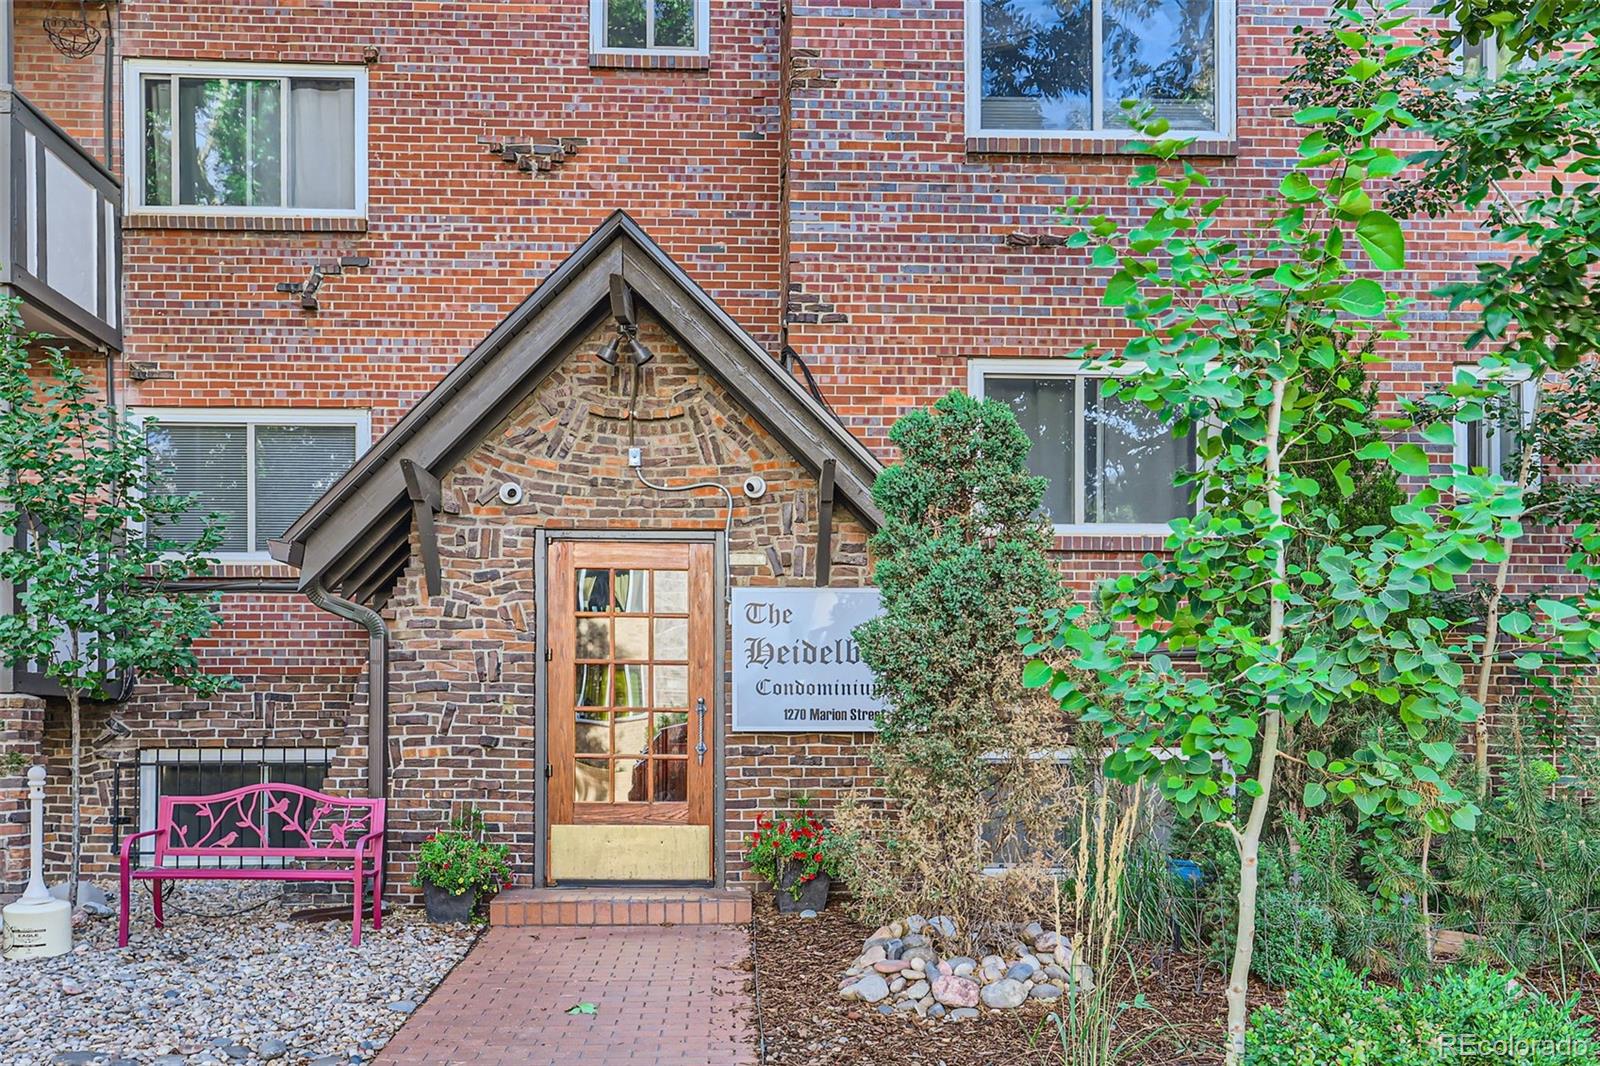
left=731, top=587, right=886, bottom=732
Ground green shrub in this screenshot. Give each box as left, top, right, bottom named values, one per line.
left=1246, top=956, right=1598, bottom=1065
left=1254, top=889, right=1337, bottom=987
left=836, top=390, right=1075, bottom=949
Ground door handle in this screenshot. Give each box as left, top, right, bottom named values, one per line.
left=695, top=697, right=708, bottom=765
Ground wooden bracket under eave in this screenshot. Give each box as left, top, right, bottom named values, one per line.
left=400, top=458, right=444, bottom=597
left=815, top=458, right=836, bottom=587
left=609, top=272, right=636, bottom=328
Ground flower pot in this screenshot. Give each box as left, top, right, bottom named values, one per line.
left=423, top=883, right=475, bottom=924
left=774, top=864, right=830, bottom=913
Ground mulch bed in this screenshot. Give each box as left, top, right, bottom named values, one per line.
left=750, top=894, right=1280, bottom=1065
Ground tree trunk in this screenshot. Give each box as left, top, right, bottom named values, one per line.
left=1224, top=378, right=1287, bottom=1065
left=1419, top=824, right=1434, bottom=962
left=69, top=687, right=81, bottom=909
left=1472, top=426, right=1535, bottom=793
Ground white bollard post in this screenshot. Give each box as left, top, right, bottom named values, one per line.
left=2, top=765, right=72, bottom=959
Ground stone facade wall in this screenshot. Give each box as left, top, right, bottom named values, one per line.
left=375, top=313, right=873, bottom=897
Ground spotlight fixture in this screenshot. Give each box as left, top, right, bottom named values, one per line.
left=595, top=323, right=654, bottom=368
left=626, top=335, right=655, bottom=367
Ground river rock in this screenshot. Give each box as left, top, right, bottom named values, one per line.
left=981, top=979, right=1029, bottom=1010
left=931, top=975, right=980, bottom=1008
left=848, top=975, right=889, bottom=1003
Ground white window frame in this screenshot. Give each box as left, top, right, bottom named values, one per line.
left=1451, top=365, right=1537, bottom=479
left=589, top=0, right=711, bottom=56
left=965, top=0, right=1237, bottom=140
left=1455, top=34, right=1501, bottom=79
left=137, top=747, right=340, bottom=867
left=131, top=407, right=371, bottom=562
left=969, top=358, right=1194, bottom=537
left=123, top=59, right=369, bottom=219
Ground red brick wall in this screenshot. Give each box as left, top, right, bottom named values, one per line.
left=36, top=599, right=365, bottom=884
left=13, top=1, right=112, bottom=163
left=12, top=0, right=1590, bottom=893
left=0, top=696, right=45, bottom=897
left=780, top=0, right=1576, bottom=594
left=110, top=0, right=784, bottom=424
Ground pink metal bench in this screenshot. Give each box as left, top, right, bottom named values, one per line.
left=118, top=783, right=385, bottom=947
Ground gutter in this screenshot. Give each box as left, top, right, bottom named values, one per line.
left=305, top=579, right=390, bottom=902
left=305, top=579, right=388, bottom=803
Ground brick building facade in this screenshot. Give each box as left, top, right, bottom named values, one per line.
left=0, top=0, right=1567, bottom=901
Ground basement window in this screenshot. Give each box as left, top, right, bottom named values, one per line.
left=137, top=747, right=338, bottom=865
left=135, top=408, right=369, bottom=561
left=966, top=0, right=1236, bottom=139
left=591, top=0, right=709, bottom=54
left=125, top=61, right=367, bottom=217
left=969, top=360, right=1195, bottom=535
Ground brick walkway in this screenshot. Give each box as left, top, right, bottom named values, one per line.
left=376, top=924, right=758, bottom=1066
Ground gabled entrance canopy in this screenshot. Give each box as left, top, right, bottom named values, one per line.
left=269, top=211, right=883, bottom=605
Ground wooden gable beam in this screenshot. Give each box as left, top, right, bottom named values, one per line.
left=815, top=458, right=836, bottom=587
left=400, top=458, right=444, bottom=597
left=609, top=272, right=636, bottom=327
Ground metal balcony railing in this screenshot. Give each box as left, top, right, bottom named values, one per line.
left=0, top=86, right=121, bottom=351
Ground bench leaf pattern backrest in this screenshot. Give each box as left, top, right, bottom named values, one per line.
left=160, top=783, right=383, bottom=856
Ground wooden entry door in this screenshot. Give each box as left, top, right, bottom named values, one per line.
left=547, top=540, right=716, bottom=883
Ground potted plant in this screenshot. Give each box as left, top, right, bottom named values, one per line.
left=746, top=801, right=840, bottom=913
left=410, top=809, right=512, bottom=924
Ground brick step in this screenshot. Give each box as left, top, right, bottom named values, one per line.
left=488, top=886, right=752, bottom=927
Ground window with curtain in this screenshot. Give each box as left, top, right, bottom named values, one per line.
left=971, top=0, right=1230, bottom=135
left=134, top=64, right=362, bottom=213
left=144, top=412, right=365, bottom=556
left=592, top=0, right=707, bottom=51
left=976, top=371, right=1194, bottom=530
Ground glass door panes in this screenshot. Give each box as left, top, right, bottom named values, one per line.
left=573, top=567, right=691, bottom=807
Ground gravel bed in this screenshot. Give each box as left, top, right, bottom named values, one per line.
left=0, top=883, right=479, bottom=1066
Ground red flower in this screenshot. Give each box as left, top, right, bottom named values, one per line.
left=812, top=851, right=823, bottom=862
